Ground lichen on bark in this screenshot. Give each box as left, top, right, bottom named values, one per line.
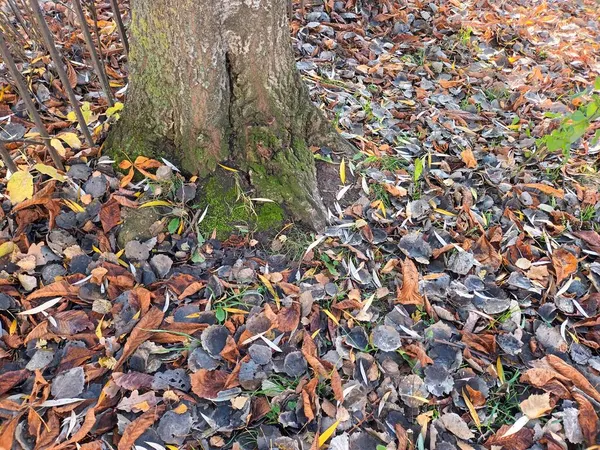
left=106, top=0, right=351, bottom=231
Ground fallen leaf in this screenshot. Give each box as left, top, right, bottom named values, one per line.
left=460, top=148, right=477, bottom=168
left=520, top=393, right=553, bottom=419
left=114, top=307, right=164, bottom=370
left=396, top=258, right=423, bottom=305
left=552, top=248, right=578, bottom=284
left=7, top=170, right=34, bottom=204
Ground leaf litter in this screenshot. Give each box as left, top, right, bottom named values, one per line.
left=0, top=0, right=600, bottom=449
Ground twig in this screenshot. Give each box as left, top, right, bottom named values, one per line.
left=0, top=30, right=65, bottom=170
left=72, top=0, right=114, bottom=106
left=0, top=141, right=18, bottom=173
left=109, top=0, right=128, bottom=55
left=28, top=0, right=94, bottom=147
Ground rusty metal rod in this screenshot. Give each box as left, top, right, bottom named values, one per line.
left=109, top=0, right=128, bottom=55
left=0, top=142, right=19, bottom=173
left=72, top=0, right=114, bottom=106
left=0, top=30, right=65, bottom=170
left=28, top=0, right=94, bottom=147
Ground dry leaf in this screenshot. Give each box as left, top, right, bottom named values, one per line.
left=552, top=248, right=578, bottom=284
left=573, top=392, right=599, bottom=445
left=117, top=405, right=165, bottom=450
left=396, top=258, right=423, bottom=306
left=460, top=148, right=477, bottom=168
left=114, top=307, right=164, bottom=370
left=520, top=393, right=553, bottom=419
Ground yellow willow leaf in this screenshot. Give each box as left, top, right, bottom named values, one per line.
left=311, top=329, right=320, bottom=339
left=116, top=248, right=125, bottom=258
left=50, top=138, right=67, bottom=157
left=63, top=199, right=85, bottom=213
left=34, top=163, right=65, bottom=182
left=218, top=163, right=238, bottom=172
left=9, top=319, right=17, bottom=335
left=7, top=170, right=34, bottom=204
left=0, top=241, right=15, bottom=258
left=434, top=208, right=456, bottom=216
left=323, top=309, right=340, bottom=325
left=132, top=310, right=141, bottom=320
left=318, top=419, right=340, bottom=447
left=58, top=132, right=81, bottom=149
left=462, top=389, right=481, bottom=429
left=258, top=274, right=280, bottom=309
left=497, top=357, right=505, bottom=384
left=140, top=200, right=172, bottom=208
left=96, top=316, right=104, bottom=339
left=340, top=158, right=346, bottom=184
left=222, top=307, right=249, bottom=315
left=92, top=245, right=102, bottom=254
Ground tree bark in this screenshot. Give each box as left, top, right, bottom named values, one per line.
left=107, top=0, right=348, bottom=230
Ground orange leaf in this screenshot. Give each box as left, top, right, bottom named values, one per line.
left=396, top=258, right=423, bottom=306
left=120, top=167, right=134, bottom=188
left=117, top=405, right=165, bottom=450
left=460, top=148, right=477, bottom=168
left=552, top=248, right=578, bottom=284
left=521, top=183, right=565, bottom=199
left=114, top=307, right=164, bottom=370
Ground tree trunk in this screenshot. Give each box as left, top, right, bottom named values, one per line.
left=107, top=0, right=348, bottom=231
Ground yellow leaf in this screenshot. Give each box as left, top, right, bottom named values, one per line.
left=166, top=446, right=179, bottom=450
left=106, top=102, right=124, bottom=118
left=258, top=274, right=280, bottom=309
left=218, top=163, right=238, bottom=173
left=222, top=307, right=249, bottom=315
left=96, top=316, right=104, bottom=339
left=318, top=419, right=340, bottom=447
left=116, top=248, right=125, bottom=258
left=140, top=200, right=172, bottom=208
left=50, top=138, right=67, bottom=157
left=58, top=132, right=81, bottom=149
left=496, top=357, right=505, bottom=384
left=311, top=329, right=320, bottom=339
left=340, top=158, right=346, bottom=184
left=323, top=309, right=340, bottom=325
left=0, top=241, right=15, bottom=258
left=173, top=403, right=188, bottom=414
left=34, top=163, right=65, bottom=182
left=63, top=199, right=85, bottom=213
left=462, top=389, right=481, bottom=429
left=9, top=319, right=17, bottom=335
left=132, top=310, right=141, bottom=320
left=7, top=170, right=34, bottom=204
left=98, top=356, right=117, bottom=369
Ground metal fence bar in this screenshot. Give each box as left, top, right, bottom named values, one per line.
left=72, top=0, right=115, bottom=106
left=28, top=0, right=95, bottom=148
left=109, top=0, right=128, bottom=55
left=0, top=30, right=65, bottom=170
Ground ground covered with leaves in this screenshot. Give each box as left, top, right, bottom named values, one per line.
left=1, top=0, right=600, bottom=449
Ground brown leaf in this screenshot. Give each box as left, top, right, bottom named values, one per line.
left=99, top=198, right=121, bottom=233
left=404, top=343, right=434, bottom=366
left=331, top=369, right=344, bottom=402
left=460, top=148, right=477, bottom=168
left=484, top=424, right=534, bottom=450
left=396, top=258, right=423, bottom=306
left=66, top=61, right=78, bottom=89
left=461, top=331, right=496, bottom=354
left=120, top=167, right=135, bottom=188
left=394, top=423, right=409, bottom=450
left=0, top=412, right=23, bottom=449
left=26, top=280, right=79, bottom=300
left=573, top=392, right=599, bottom=445
left=546, top=354, right=600, bottom=403
left=520, top=183, right=564, bottom=199
left=112, top=372, right=155, bottom=391
left=0, top=369, right=29, bottom=395
left=276, top=303, right=300, bottom=332
left=117, top=405, right=165, bottom=450
left=552, top=248, right=578, bottom=284
left=49, top=310, right=93, bottom=335
left=190, top=369, right=229, bottom=399
left=573, top=231, right=600, bottom=247
left=114, top=307, right=164, bottom=371
left=472, top=234, right=502, bottom=271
